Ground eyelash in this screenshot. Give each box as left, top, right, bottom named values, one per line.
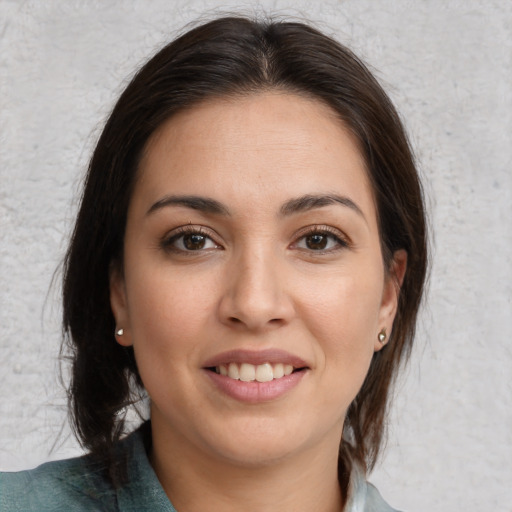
left=161, top=226, right=220, bottom=254
left=292, top=225, right=349, bottom=253
left=161, top=225, right=349, bottom=255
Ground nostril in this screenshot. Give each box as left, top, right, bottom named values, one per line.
left=226, top=316, right=285, bottom=329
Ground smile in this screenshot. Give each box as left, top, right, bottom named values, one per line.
left=203, top=349, right=309, bottom=402
left=214, top=362, right=295, bottom=382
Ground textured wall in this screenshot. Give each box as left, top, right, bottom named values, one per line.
left=1, top=1, right=511, bottom=511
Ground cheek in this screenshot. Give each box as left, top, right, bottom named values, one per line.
left=298, top=269, right=383, bottom=340
left=124, top=272, right=214, bottom=416
left=125, top=267, right=217, bottom=368
left=296, top=270, right=382, bottom=388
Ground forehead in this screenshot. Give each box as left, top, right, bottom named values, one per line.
left=136, top=92, right=375, bottom=219
left=144, top=91, right=365, bottom=162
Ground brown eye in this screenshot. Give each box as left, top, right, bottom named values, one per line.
left=183, top=233, right=207, bottom=250
left=163, top=228, right=219, bottom=253
left=305, top=234, right=328, bottom=250
left=295, top=229, right=347, bottom=252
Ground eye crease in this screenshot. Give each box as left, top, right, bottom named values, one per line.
left=292, top=224, right=350, bottom=253
left=163, top=227, right=220, bottom=252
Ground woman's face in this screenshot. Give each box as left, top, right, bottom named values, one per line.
left=111, top=92, right=403, bottom=467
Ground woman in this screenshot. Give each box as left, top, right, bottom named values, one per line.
left=0, top=15, right=427, bottom=512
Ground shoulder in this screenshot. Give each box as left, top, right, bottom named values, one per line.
left=0, top=423, right=172, bottom=512
left=365, top=482, right=403, bottom=512
left=0, top=453, right=116, bottom=512
left=346, top=464, right=403, bottom=512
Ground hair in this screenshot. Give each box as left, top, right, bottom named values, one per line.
left=62, top=15, right=427, bottom=486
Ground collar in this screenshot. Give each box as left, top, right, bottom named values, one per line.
left=116, top=423, right=397, bottom=512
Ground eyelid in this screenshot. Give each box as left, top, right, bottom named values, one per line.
left=161, top=225, right=222, bottom=252
left=291, top=224, right=351, bottom=251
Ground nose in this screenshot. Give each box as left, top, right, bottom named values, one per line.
left=217, top=247, right=295, bottom=332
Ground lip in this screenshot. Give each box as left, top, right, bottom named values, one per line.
left=202, top=349, right=309, bottom=404
left=205, top=369, right=307, bottom=403
left=202, top=349, right=309, bottom=369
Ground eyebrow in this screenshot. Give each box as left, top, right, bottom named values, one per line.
left=147, top=195, right=230, bottom=216
left=146, top=193, right=365, bottom=220
left=280, top=193, right=365, bottom=220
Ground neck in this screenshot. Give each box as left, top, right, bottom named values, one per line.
left=150, top=420, right=344, bottom=512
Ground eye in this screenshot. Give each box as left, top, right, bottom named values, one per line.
left=162, top=227, right=220, bottom=252
left=293, top=227, right=348, bottom=253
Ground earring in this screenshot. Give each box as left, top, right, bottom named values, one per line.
left=116, top=328, right=124, bottom=336
left=378, top=329, right=387, bottom=343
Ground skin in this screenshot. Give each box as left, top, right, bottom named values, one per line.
left=110, top=92, right=406, bottom=512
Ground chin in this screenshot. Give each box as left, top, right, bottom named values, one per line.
left=201, top=417, right=334, bottom=469
left=213, top=440, right=302, bottom=468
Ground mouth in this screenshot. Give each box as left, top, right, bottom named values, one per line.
left=206, top=362, right=307, bottom=383
left=202, top=349, right=310, bottom=395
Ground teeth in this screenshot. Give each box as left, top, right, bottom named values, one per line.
left=239, top=363, right=256, bottom=382
left=255, top=363, right=273, bottom=382
left=228, top=362, right=240, bottom=380
left=273, top=363, right=284, bottom=379
left=216, top=362, right=298, bottom=382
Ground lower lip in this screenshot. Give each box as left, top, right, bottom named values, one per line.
left=205, top=369, right=307, bottom=403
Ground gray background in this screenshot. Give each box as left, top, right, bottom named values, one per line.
left=1, top=1, right=511, bottom=511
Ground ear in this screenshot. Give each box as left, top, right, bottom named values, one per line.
left=374, top=249, right=407, bottom=352
left=110, top=264, right=133, bottom=347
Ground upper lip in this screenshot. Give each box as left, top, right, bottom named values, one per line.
left=202, top=349, right=309, bottom=369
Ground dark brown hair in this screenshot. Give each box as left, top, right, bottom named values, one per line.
left=62, top=15, right=427, bottom=485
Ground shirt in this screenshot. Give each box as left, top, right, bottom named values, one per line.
left=0, top=423, right=400, bottom=511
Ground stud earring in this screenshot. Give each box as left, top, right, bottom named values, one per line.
left=116, top=328, right=124, bottom=336
left=378, top=329, right=387, bottom=343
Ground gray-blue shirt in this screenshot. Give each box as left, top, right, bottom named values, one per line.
left=0, top=424, right=399, bottom=511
